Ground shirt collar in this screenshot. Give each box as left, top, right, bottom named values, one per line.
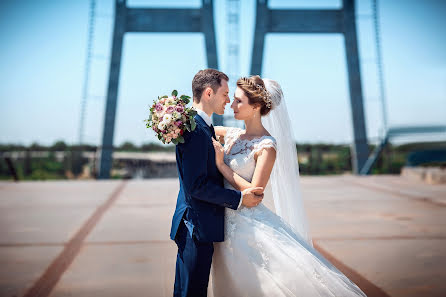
left=195, top=108, right=213, bottom=127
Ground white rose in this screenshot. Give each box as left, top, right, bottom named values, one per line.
left=173, top=112, right=181, bottom=120
left=163, top=114, right=173, bottom=123
left=158, top=122, right=166, bottom=130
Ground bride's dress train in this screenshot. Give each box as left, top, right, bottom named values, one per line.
left=211, top=127, right=366, bottom=297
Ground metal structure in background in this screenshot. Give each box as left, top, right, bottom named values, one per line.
left=223, top=0, right=242, bottom=128
left=372, top=0, right=388, bottom=136
left=98, top=0, right=219, bottom=179
left=78, top=0, right=96, bottom=145
left=360, top=125, right=446, bottom=174
left=359, top=0, right=446, bottom=174
left=251, top=0, right=369, bottom=174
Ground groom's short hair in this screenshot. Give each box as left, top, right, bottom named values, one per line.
left=192, top=69, right=229, bottom=103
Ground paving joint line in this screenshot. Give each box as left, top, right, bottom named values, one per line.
left=313, top=240, right=391, bottom=297
left=13, top=177, right=429, bottom=297
left=4, top=235, right=446, bottom=248
left=22, top=180, right=128, bottom=297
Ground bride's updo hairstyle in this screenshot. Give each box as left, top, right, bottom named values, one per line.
left=262, top=78, right=283, bottom=110
left=236, top=75, right=273, bottom=116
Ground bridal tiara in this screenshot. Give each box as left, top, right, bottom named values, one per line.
left=239, top=77, right=272, bottom=109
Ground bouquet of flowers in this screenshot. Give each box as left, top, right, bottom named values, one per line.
left=144, top=90, right=197, bottom=145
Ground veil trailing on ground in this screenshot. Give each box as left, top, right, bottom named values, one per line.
left=261, top=79, right=313, bottom=247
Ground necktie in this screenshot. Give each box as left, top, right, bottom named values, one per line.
left=210, top=124, right=216, bottom=140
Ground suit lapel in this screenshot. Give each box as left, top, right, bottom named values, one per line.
left=195, top=114, right=212, bottom=139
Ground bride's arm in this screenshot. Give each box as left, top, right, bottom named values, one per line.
left=212, top=139, right=276, bottom=191
left=214, top=126, right=228, bottom=142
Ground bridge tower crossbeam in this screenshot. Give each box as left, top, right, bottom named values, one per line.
left=98, top=0, right=219, bottom=179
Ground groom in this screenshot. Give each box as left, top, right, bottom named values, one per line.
left=170, top=69, right=264, bottom=297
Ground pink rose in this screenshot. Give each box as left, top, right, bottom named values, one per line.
left=174, top=120, right=182, bottom=126
left=175, top=105, right=184, bottom=113
left=155, top=103, right=163, bottom=112
left=166, top=106, right=175, bottom=114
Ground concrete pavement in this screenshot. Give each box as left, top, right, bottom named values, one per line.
left=0, top=175, right=445, bottom=297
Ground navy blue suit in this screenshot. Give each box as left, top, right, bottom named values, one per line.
left=170, top=114, right=241, bottom=297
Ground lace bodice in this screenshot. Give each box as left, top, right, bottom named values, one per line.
left=223, top=127, right=277, bottom=190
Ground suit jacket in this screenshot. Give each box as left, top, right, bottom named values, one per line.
left=170, top=114, right=241, bottom=242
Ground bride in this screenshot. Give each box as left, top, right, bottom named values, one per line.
left=210, top=75, right=367, bottom=297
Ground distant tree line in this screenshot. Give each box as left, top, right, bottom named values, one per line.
left=0, top=140, right=444, bottom=180
left=0, top=140, right=175, bottom=180
left=0, top=140, right=175, bottom=153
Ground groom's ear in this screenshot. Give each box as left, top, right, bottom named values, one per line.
left=204, top=87, right=213, bottom=99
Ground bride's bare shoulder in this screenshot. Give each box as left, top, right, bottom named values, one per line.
left=263, top=128, right=272, bottom=137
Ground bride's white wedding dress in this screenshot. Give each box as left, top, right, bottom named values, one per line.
left=211, top=127, right=367, bottom=297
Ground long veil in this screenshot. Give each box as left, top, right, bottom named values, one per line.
left=261, top=79, right=313, bottom=247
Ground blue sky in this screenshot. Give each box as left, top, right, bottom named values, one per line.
left=0, top=0, right=445, bottom=146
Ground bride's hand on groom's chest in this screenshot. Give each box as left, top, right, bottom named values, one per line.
left=216, top=135, right=225, bottom=145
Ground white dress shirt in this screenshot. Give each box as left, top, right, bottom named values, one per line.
left=195, top=108, right=244, bottom=209
left=195, top=108, right=213, bottom=126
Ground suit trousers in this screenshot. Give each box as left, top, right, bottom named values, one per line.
left=173, top=220, right=214, bottom=297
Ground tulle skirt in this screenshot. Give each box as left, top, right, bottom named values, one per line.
left=211, top=204, right=367, bottom=297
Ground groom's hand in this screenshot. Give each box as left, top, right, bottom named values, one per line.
left=241, top=187, right=264, bottom=208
